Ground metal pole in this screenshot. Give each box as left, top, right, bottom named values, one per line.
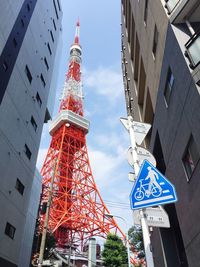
left=128, top=115, right=154, bottom=267
left=68, top=245, right=71, bottom=267
left=126, top=232, right=131, bottom=267
left=38, top=159, right=57, bottom=267
left=73, top=250, right=75, bottom=266
left=88, top=238, right=96, bottom=267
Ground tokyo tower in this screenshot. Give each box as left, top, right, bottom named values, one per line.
left=38, top=21, right=127, bottom=251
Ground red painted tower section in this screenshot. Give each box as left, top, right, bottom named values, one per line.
left=38, top=21, right=127, bottom=250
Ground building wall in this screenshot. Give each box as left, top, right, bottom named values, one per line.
left=151, top=20, right=200, bottom=267
left=0, top=0, right=24, bottom=55
left=121, top=0, right=168, bottom=132
left=0, top=0, right=62, bottom=266
left=18, top=170, right=42, bottom=267
left=121, top=0, right=200, bottom=266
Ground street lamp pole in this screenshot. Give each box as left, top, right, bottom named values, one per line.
left=104, top=214, right=131, bottom=267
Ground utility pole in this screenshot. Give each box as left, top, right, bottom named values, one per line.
left=37, top=159, right=57, bottom=267
left=127, top=115, right=154, bottom=267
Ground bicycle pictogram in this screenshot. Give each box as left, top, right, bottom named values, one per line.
left=134, top=179, right=162, bottom=200
left=134, top=167, right=163, bottom=201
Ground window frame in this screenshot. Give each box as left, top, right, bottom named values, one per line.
left=53, top=0, right=59, bottom=19
left=53, top=19, right=57, bottom=31
left=44, top=57, right=49, bottom=70
left=164, top=67, right=174, bottom=107
left=15, top=178, right=25, bottom=195
left=27, top=3, right=31, bottom=12
left=47, top=43, right=52, bottom=55
left=152, top=25, right=159, bottom=57
left=3, top=61, right=8, bottom=71
left=182, top=135, right=200, bottom=181
left=57, top=0, right=61, bottom=11
left=40, top=73, right=46, bottom=87
left=5, top=222, right=16, bottom=239
left=24, top=144, right=32, bottom=160
left=31, top=116, right=37, bottom=131
left=25, top=65, right=32, bottom=84
left=36, top=92, right=42, bottom=107
left=13, top=38, right=17, bottom=48
left=144, top=0, right=148, bottom=24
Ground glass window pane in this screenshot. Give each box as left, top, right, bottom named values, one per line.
left=183, top=135, right=200, bottom=180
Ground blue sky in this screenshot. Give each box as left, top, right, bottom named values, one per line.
left=37, top=0, right=133, bottom=233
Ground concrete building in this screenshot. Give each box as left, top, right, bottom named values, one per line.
left=121, top=0, right=200, bottom=266
left=0, top=1, right=62, bottom=266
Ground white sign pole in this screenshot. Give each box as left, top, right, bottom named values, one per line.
left=128, top=116, right=154, bottom=267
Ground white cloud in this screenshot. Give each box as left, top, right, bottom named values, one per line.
left=87, top=144, right=133, bottom=229
left=92, top=132, right=127, bottom=153
left=84, top=108, right=92, bottom=117
left=88, top=147, right=121, bottom=181
left=83, top=66, right=123, bottom=103
left=36, top=148, right=48, bottom=171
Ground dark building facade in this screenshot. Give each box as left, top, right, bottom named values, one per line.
left=121, top=0, right=200, bottom=266
left=0, top=1, right=62, bottom=266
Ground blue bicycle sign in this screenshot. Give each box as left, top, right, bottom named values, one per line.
left=130, top=160, right=178, bottom=210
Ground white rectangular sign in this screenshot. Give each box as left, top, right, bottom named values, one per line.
left=133, top=206, right=170, bottom=228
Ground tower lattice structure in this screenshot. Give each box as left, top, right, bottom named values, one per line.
left=38, top=21, right=127, bottom=250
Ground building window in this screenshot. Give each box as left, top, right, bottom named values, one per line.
left=134, top=34, right=140, bottom=82
left=25, top=65, right=32, bottom=84
left=13, top=38, right=17, bottom=48
left=21, top=18, right=25, bottom=27
left=53, top=19, right=57, bottom=31
left=44, top=57, right=49, bottom=70
left=50, top=30, right=54, bottom=43
left=152, top=25, right=158, bottom=56
left=53, top=0, right=59, bottom=19
left=3, top=61, right=8, bottom=71
left=130, top=15, right=135, bottom=63
left=36, top=92, right=42, bottom=107
left=144, top=89, right=154, bottom=148
left=40, top=74, right=46, bottom=87
left=27, top=3, right=30, bottom=12
left=47, top=43, right=52, bottom=55
left=5, top=222, right=16, bottom=239
left=164, top=67, right=174, bottom=106
left=138, top=57, right=146, bottom=112
left=144, top=0, right=148, bottom=24
left=183, top=135, right=200, bottom=181
left=15, top=178, right=25, bottom=195
left=24, top=144, right=32, bottom=160
left=57, top=0, right=61, bottom=11
left=31, top=116, right=37, bottom=131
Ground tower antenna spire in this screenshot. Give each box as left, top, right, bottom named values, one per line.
left=74, top=19, right=80, bottom=44
left=60, top=20, right=83, bottom=113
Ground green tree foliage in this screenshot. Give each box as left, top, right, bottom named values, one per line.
left=102, top=233, right=128, bottom=267
left=128, top=226, right=145, bottom=260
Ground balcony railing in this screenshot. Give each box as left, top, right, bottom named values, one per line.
left=185, top=29, right=200, bottom=69
left=164, top=0, right=181, bottom=14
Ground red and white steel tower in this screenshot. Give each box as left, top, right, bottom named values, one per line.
left=38, top=21, right=132, bottom=256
